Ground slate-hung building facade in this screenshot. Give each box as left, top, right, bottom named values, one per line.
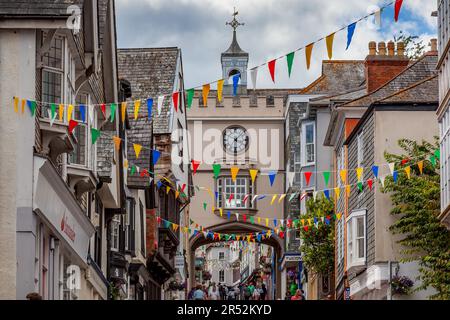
left=325, top=41, right=439, bottom=300
left=0, top=0, right=121, bottom=300
left=284, top=60, right=366, bottom=300
left=118, top=47, right=192, bottom=300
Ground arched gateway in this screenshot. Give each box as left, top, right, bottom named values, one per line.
left=189, top=221, right=285, bottom=299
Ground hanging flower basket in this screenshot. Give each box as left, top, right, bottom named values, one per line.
left=391, top=275, right=414, bottom=295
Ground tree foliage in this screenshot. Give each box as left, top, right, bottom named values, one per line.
left=394, top=31, right=426, bottom=60
left=382, top=138, right=450, bottom=300
left=299, top=197, right=335, bottom=276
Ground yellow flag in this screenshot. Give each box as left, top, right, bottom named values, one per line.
left=346, top=185, right=351, bottom=197
left=336, top=213, right=342, bottom=220
left=305, top=43, right=314, bottom=70
left=278, top=194, right=287, bottom=203
left=121, top=102, right=127, bottom=123
left=124, top=159, right=129, bottom=168
left=258, top=217, right=261, bottom=224
left=249, top=169, right=258, bottom=184
left=334, top=187, right=340, bottom=199
left=172, top=223, right=179, bottom=232
left=113, top=136, right=121, bottom=150
left=418, top=161, right=424, bottom=174
left=231, top=167, right=239, bottom=182
left=202, top=84, right=210, bottom=106
left=217, top=79, right=224, bottom=102
left=267, top=230, right=272, bottom=237
left=67, top=104, right=74, bottom=122
left=271, top=195, right=278, bottom=205
left=21, top=99, right=26, bottom=114
left=13, top=97, right=19, bottom=113
left=59, top=104, right=64, bottom=121
left=340, top=169, right=347, bottom=184
left=211, top=206, right=215, bottom=212
left=326, top=33, right=335, bottom=59
left=356, top=167, right=364, bottom=181
left=307, top=219, right=312, bottom=226
left=301, top=219, right=305, bottom=226
left=175, top=191, right=180, bottom=199
left=133, top=143, right=142, bottom=158
left=265, top=218, right=269, bottom=227
left=166, top=186, right=170, bottom=194
left=134, top=100, right=140, bottom=120
left=219, top=208, right=223, bottom=217
left=405, top=166, right=411, bottom=179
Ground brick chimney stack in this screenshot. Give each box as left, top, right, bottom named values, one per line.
left=425, top=38, right=438, bottom=56
left=365, top=41, right=409, bottom=93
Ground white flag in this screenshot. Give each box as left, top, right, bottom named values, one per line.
left=374, top=9, right=382, bottom=28
left=251, top=195, right=259, bottom=204
left=47, top=109, right=57, bottom=127
left=288, top=172, right=295, bottom=187
left=250, top=67, right=258, bottom=90
left=388, top=163, right=395, bottom=175
left=379, top=175, right=386, bottom=188
left=89, top=105, right=95, bottom=124
left=157, top=95, right=164, bottom=115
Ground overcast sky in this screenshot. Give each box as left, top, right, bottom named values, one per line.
left=115, top=0, right=437, bottom=89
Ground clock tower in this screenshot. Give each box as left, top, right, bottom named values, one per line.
left=221, top=8, right=248, bottom=95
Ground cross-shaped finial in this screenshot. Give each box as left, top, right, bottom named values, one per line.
left=226, top=7, right=244, bottom=31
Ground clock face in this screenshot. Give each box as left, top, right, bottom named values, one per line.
left=223, top=126, right=249, bottom=154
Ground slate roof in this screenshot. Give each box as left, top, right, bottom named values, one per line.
left=117, top=47, right=180, bottom=187
left=375, top=75, right=438, bottom=105
left=0, top=0, right=83, bottom=17
left=300, top=60, right=366, bottom=95
left=222, top=30, right=248, bottom=57
left=339, top=54, right=438, bottom=108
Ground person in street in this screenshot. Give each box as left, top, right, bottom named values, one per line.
left=208, top=282, right=220, bottom=300
left=247, top=282, right=255, bottom=300
left=26, top=292, right=42, bottom=300
left=260, top=283, right=267, bottom=300
left=187, top=287, right=196, bottom=300
left=243, top=284, right=251, bottom=300
left=192, top=284, right=206, bottom=300
left=227, top=287, right=236, bottom=300
left=284, top=291, right=292, bottom=300
left=291, top=289, right=304, bottom=301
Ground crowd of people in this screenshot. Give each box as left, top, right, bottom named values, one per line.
left=188, top=281, right=268, bottom=300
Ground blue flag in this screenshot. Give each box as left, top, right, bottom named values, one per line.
left=79, top=105, right=86, bottom=122
left=232, top=73, right=240, bottom=96
left=393, top=171, right=398, bottom=183
left=215, top=191, right=219, bottom=200
left=152, top=150, right=161, bottom=165
left=147, top=98, right=153, bottom=121
left=268, top=171, right=277, bottom=187
left=346, top=22, right=357, bottom=50
left=157, top=180, right=162, bottom=189
left=324, top=189, right=330, bottom=200
left=372, top=165, right=379, bottom=179
left=273, top=219, right=277, bottom=227
left=227, top=211, right=231, bottom=220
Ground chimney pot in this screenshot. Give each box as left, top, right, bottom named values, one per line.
left=378, top=42, right=386, bottom=55
left=368, top=41, right=377, bottom=55
left=397, top=42, right=405, bottom=56
left=387, top=41, right=395, bottom=56
left=430, top=38, right=437, bottom=52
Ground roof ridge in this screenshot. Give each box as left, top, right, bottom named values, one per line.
left=375, top=74, right=438, bottom=103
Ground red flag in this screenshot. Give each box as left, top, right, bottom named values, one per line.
left=303, top=226, right=309, bottom=232
left=172, top=92, right=179, bottom=112
left=268, top=59, right=276, bottom=82
left=394, top=0, right=403, bottom=22
left=279, top=231, right=285, bottom=239
left=68, top=119, right=78, bottom=134
left=191, top=160, right=200, bottom=175
left=181, top=183, right=186, bottom=192
left=157, top=216, right=161, bottom=225
left=228, top=193, right=234, bottom=204
left=304, top=172, right=312, bottom=186
left=401, top=158, right=409, bottom=165
left=243, top=215, right=247, bottom=222
left=140, top=169, right=149, bottom=177
left=100, top=103, right=106, bottom=118
left=367, top=179, right=373, bottom=191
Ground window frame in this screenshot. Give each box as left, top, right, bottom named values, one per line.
left=301, top=121, right=316, bottom=166
left=218, top=251, right=225, bottom=260
left=217, top=176, right=254, bottom=209
left=346, top=209, right=367, bottom=270
left=110, top=215, right=121, bottom=252
left=219, top=270, right=225, bottom=283
left=357, top=131, right=364, bottom=168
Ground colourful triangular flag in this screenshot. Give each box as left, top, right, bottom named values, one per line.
left=268, top=171, right=277, bottom=187
left=356, top=167, right=364, bottom=181
left=405, top=166, right=411, bottom=179
left=91, top=127, right=100, bottom=145
left=186, top=89, right=194, bottom=109
left=133, top=100, right=140, bottom=120
left=121, top=102, right=127, bottom=123
left=231, top=167, right=240, bottom=182
left=213, top=163, right=221, bottom=179
left=113, top=136, right=121, bottom=150
left=152, top=149, right=161, bottom=165
left=304, top=172, right=312, bottom=186
left=147, top=98, right=153, bottom=121
left=172, top=92, right=179, bottom=112
left=418, top=161, right=424, bottom=174
left=110, top=103, right=117, bottom=122
left=394, top=0, right=404, bottom=22
left=157, top=96, right=164, bottom=115
left=346, top=22, right=357, bottom=50
left=372, top=165, right=379, bottom=179
left=202, top=84, right=210, bottom=106
left=286, top=52, right=295, bottom=77
left=305, top=43, right=314, bottom=70
left=340, top=169, right=347, bottom=184
left=268, top=59, right=276, bottom=82
left=191, top=160, right=200, bottom=175
left=323, top=171, right=331, bottom=186
left=217, top=79, right=224, bottom=102
left=133, top=144, right=142, bottom=159
left=68, top=119, right=78, bottom=134
left=326, top=33, right=335, bottom=59
left=249, top=169, right=258, bottom=184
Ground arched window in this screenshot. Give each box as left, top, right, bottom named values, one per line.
left=228, top=69, right=241, bottom=78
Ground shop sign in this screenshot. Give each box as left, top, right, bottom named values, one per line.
left=175, top=256, right=184, bottom=268
left=61, top=214, right=76, bottom=242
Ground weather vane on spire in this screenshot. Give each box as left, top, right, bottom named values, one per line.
left=226, top=7, right=244, bottom=31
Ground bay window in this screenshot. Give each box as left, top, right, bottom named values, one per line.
left=217, top=176, right=254, bottom=209
left=346, top=209, right=366, bottom=270
left=42, top=34, right=64, bottom=117
left=302, top=121, right=315, bottom=166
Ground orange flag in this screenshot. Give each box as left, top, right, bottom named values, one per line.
left=340, top=170, right=347, bottom=184
left=249, top=169, right=258, bottom=184
left=345, top=185, right=351, bottom=197
left=121, top=102, right=127, bottom=123
left=418, top=161, right=424, bottom=174
left=13, top=97, right=19, bottom=113
left=217, top=79, right=224, bottom=102
left=231, top=167, right=240, bottom=182
left=113, top=136, right=121, bottom=150
left=326, top=33, right=335, bottom=59
left=405, top=166, right=411, bottom=179
left=59, top=104, right=64, bottom=121
left=202, top=84, right=210, bottom=106
left=305, top=43, right=314, bottom=70
left=67, top=104, right=74, bottom=122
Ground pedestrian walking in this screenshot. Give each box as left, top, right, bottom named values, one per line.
left=260, top=283, right=267, bottom=300
left=192, top=284, right=206, bottom=300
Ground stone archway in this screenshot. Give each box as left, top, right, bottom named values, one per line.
left=188, top=221, right=284, bottom=299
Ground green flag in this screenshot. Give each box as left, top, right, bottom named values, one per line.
left=430, top=155, right=436, bottom=167
left=27, top=100, right=36, bottom=116
left=50, top=103, right=57, bottom=119
left=435, top=149, right=441, bottom=160
left=357, top=181, right=363, bottom=192
left=186, top=88, right=194, bottom=109
left=91, top=127, right=101, bottom=145
left=203, top=202, right=207, bottom=211
left=286, top=52, right=295, bottom=77
left=213, top=164, right=221, bottom=179
left=323, top=171, right=330, bottom=186
left=110, top=103, right=117, bottom=122
left=250, top=216, right=254, bottom=224
left=130, top=165, right=136, bottom=175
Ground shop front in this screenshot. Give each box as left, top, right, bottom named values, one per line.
left=280, top=253, right=302, bottom=299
